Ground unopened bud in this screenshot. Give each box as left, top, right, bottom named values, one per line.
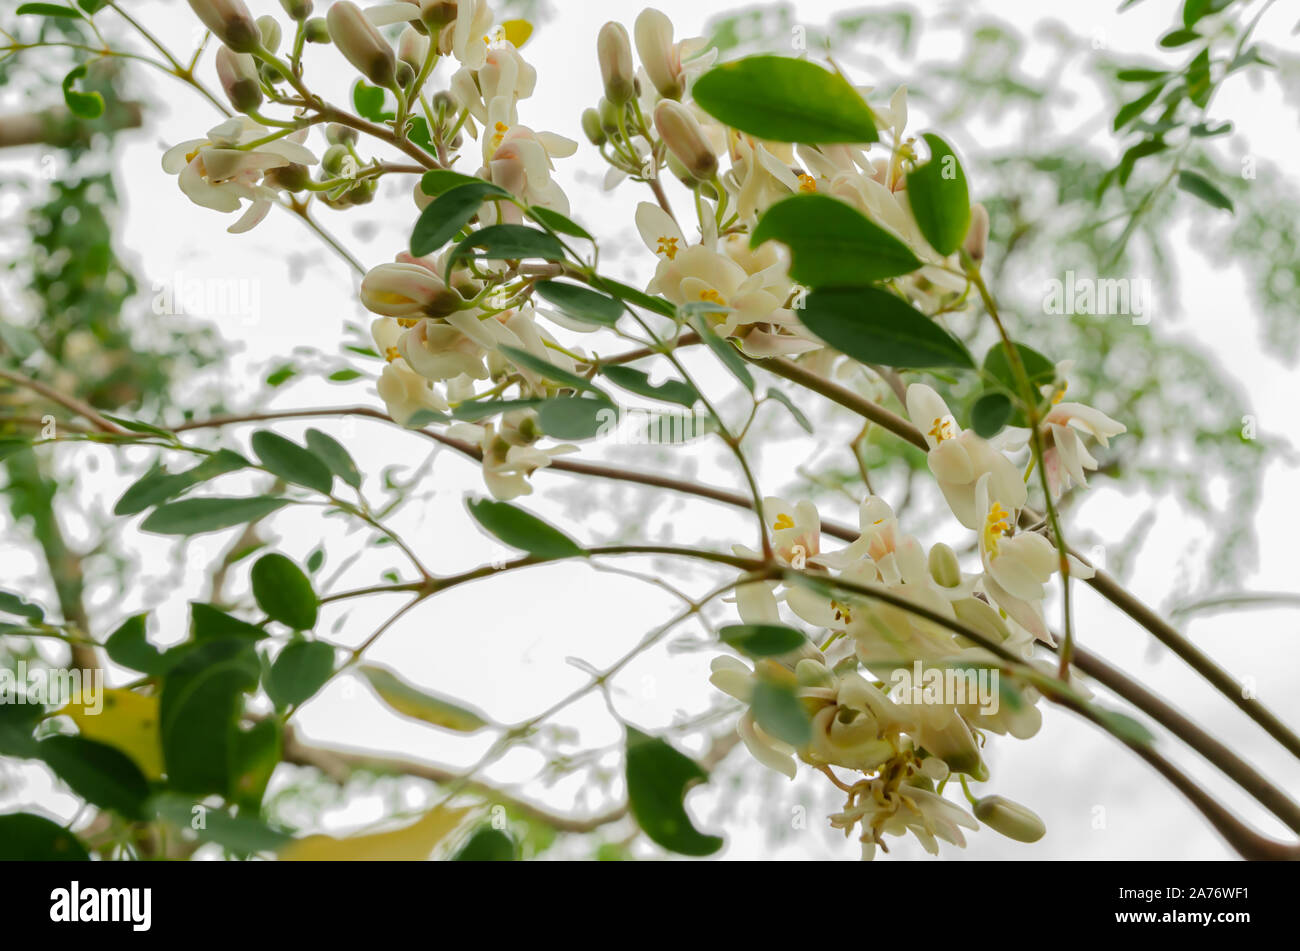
left=322, top=144, right=350, bottom=175
left=635, top=8, right=682, bottom=100
left=964, top=202, right=989, bottom=263
left=215, top=45, right=262, bottom=113
left=187, top=0, right=260, bottom=53
left=265, top=162, right=310, bottom=192
left=304, top=17, right=330, bottom=43
left=279, top=0, right=312, bottom=21
left=597, top=22, right=635, bottom=105
left=396, top=61, right=416, bottom=89
left=257, top=15, right=282, bottom=53
left=917, top=710, right=985, bottom=779
left=326, top=123, right=358, bottom=146
left=928, top=542, right=962, bottom=588
left=597, top=98, right=620, bottom=135
left=581, top=108, right=606, bottom=146
left=327, top=1, right=397, bottom=88
left=361, top=262, right=461, bottom=318
left=974, top=795, right=1046, bottom=843
left=951, top=597, right=1011, bottom=645
left=654, top=100, right=716, bottom=181
left=420, top=0, right=458, bottom=31
left=398, top=25, right=431, bottom=73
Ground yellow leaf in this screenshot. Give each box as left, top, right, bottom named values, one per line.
left=280, top=805, right=472, bottom=861
left=61, top=688, right=165, bottom=780
left=501, top=19, right=533, bottom=48
left=359, top=664, right=489, bottom=733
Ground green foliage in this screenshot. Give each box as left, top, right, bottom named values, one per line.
left=751, top=194, right=922, bottom=285
left=624, top=728, right=723, bottom=856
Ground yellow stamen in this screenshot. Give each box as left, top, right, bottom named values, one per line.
left=384, top=346, right=400, bottom=362
left=797, top=172, right=817, bottom=193
left=490, top=121, right=509, bottom=151
left=396, top=318, right=419, bottom=329
left=656, top=235, right=679, bottom=260
left=928, top=415, right=956, bottom=442
left=983, top=502, right=1012, bottom=557
left=773, top=513, right=795, bottom=531
left=699, top=288, right=726, bottom=306
left=1051, top=383, right=1067, bottom=405
left=831, top=599, right=852, bottom=624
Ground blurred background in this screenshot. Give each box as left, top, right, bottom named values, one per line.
left=2, top=0, right=1299, bottom=859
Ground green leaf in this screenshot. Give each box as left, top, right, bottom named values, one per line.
left=982, top=341, right=1056, bottom=394
left=38, top=735, right=151, bottom=821
left=601, top=365, right=698, bottom=407
left=0, top=813, right=89, bottom=860
left=536, top=395, right=617, bottom=440
left=526, top=206, right=593, bottom=242
left=466, top=498, right=585, bottom=559
left=692, top=55, right=878, bottom=143
left=140, top=496, right=288, bottom=536
left=625, top=728, right=723, bottom=856
left=445, top=225, right=567, bottom=280
left=798, top=287, right=974, bottom=369
left=593, top=277, right=676, bottom=318
left=266, top=640, right=335, bottom=709
left=114, top=449, right=248, bottom=516
left=153, top=795, right=291, bottom=853
left=351, top=80, right=392, bottom=121
left=61, top=64, right=103, bottom=119
left=452, top=826, right=517, bottom=861
left=1177, top=169, right=1234, bottom=212
left=534, top=280, right=623, bottom=327
left=105, top=613, right=167, bottom=676
left=719, top=623, right=807, bottom=658
left=251, top=553, right=318, bottom=630
left=751, top=679, right=812, bottom=746
left=192, top=603, right=267, bottom=642
left=229, top=718, right=281, bottom=810
left=252, top=431, right=334, bottom=494
left=420, top=169, right=489, bottom=196
left=359, top=665, right=490, bottom=733
left=906, top=134, right=970, bottom=256
left=690, top=316, right=756, bottom=392
left=1159, top=28, right=1200, bottom=48
left=18, top=3, right=82, bottom=18
left=0, top=703, right=42, bottom=758
left=160, top=638, right=260, bottom=796
left=765, top=388, right=814, bottom=433
left=0, top=590, right=44, bottom=621
left=451, top=398, right=546, bottom=422
left=970, top=392, right=1013, bottom=437
left=0, top=322, right=42, bottom=359
left=1116, top=68, right=1168, bottom=82
left=498, top=344, right=602, bottom=394
left=305, top=429, right=361, bottom=490
left=410, top=181, right=508, bottom=257
left=1113, top=84, right=1164, bottom=131
left=751, top=194, right=921, bottom=285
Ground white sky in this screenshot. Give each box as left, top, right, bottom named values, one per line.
left=3, top=0, right=1300, bottom=859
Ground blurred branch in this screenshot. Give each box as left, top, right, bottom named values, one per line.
left=0, top=102, right=143, bottom=149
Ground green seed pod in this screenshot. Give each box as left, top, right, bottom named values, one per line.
left=975, top=795, right=1046, bottom=843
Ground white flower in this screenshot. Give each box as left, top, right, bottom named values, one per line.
left=481, top=125, right=576, bottom=219
left=1038, top=364, right=1126, bottom=496
left=161, top=118, right=316, bottom=233
left=377, top=360, right=448, bottom=427
left=906, top=383, right=1026, bottom=530
left=448, top=410, right=575, bottom=499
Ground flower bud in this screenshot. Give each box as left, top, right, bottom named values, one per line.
left=635, top=8, right=682, bottom=100
left=398, top=25, right=431, bottom=73
left=257, top=15, right=282, bottom=53
left=964, top=202, right=989, bottom=263
left=326, top=123, right=358, bottom=146
left=597, top=22, right=635, bottom=105
left=321, top=144, right=350, bottom=175
left=597, top=98, right=620, bottom=134
left=974, top=795, right=1046, bottom=843
left=361, top=262, right=462, bottom=318
left=654, top=100, right=716, bottom=181
left=327, top=1, right=397, bottom=88
left=279, top=0, right=312, bottom=21
left=928, top=542, right=962, bottom=588
left=215, top=45, right=262, bottom=113
left=187, top=0, right=260, bottom=53
left=580, top=108, right=605, bottom=146
left=420, top=0, right=459, bottom=31
left=916, top=709, right=985, bottom=779
left=396, top=61, right=416, bottom=89
left=265, top=162, right=310, bottom=192
left=304, top=17, right=330, bottom=43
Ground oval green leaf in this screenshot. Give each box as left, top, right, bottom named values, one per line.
left=798, top=286, right=974, bottom=369
left=251, top=553, right=318, bottom=630
left=906, top=133, right=971, bottom=256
